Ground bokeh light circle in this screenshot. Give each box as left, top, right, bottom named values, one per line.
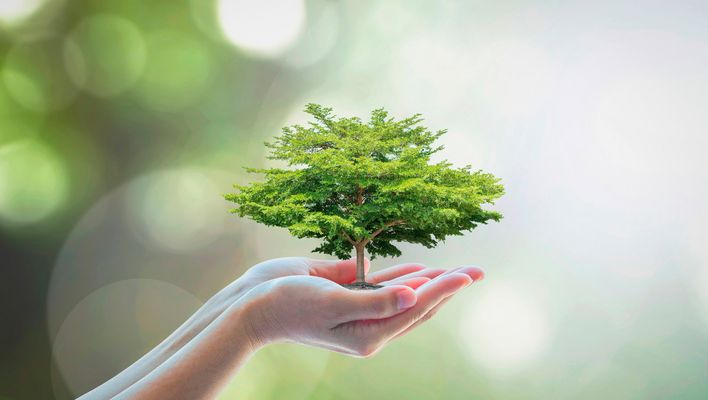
left=2, top=39, right=78, bottom=112
left=0, top=0, right=47, bottom=25
left=217, top=0, right=306, bottom=58
left=64, top=14, right=146, bottom=97
left=126, top=168, right=227, bottom=253
left=135, top=30, right=214, bottom=111
left=0, top=139, right=69, bottom=225
left=47, top=167, right=259, bottom=343
left=51, top=279, right=203, bottom=397
left=459, top=282, right=551, bottom=375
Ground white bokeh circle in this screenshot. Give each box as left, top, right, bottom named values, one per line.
left=459, top=281, right=551, bottom=375
left=0, top=0, right=46, bottom=24
left=217, top=0, right=306, bottom=58
left=126, top=168, right=227, bottom=253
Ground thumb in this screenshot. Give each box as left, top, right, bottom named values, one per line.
left=329, top=285, right=417, bottom=322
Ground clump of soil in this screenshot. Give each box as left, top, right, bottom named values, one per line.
left=341, top=282, right=383, bottom=290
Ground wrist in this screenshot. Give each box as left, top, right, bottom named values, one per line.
left=226, top=286, right=274, bottom=351
left=158, top=278, right=259, bottom=355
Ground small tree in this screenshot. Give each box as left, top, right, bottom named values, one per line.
left=226, top=104, right=504, bottom=289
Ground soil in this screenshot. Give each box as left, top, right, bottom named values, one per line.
left=340, top=282, right=383, bottom=290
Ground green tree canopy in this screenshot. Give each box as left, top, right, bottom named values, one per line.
left=226, top=104, right=504, bottom=283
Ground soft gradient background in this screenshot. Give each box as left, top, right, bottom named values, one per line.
left=2, top=0, right=708, bottom=399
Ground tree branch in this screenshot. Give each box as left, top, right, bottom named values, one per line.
left=364, top=220, right=406, bottom=245
left=340, top=231, right=356, bottom=246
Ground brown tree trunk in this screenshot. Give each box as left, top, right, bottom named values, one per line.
left=355, top=242, right=366, bottom=283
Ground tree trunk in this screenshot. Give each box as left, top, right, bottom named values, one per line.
left=355, top=243, right=366, bottom=283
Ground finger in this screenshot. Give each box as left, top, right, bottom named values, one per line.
left=380, top=265, right=483, bottom=287
left=414, top=266, right=484, bottom=289
left=383, top=277, right=430, bottom=290
left=370, top=273, right=472, bottom=337
left=390, top=294, right=454, bottom=340
left=365, top=263, right=427, bottom=284
left=307, top=258, right=370, bottom=284
left=387, top=266, right=483, bottom=339
left=452, top=266, right=484, bottom=282
left=328, top=285, right=417, bottom=323
left=378, top=268, right=446, bottom=286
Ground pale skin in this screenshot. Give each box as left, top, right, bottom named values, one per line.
left=79, top=257, right=484, bottom=400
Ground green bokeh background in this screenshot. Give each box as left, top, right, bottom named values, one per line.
left=2, top=0, right=708, bottom=399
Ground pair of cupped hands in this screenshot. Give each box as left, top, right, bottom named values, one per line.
left=81, top=257, right=484, bottom=399
left=229, top=257, right=484, bottom=357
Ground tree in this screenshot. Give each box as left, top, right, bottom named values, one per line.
left=225, top=104, right=505, bottom=289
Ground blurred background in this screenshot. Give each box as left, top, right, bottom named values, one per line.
left=1, top=0, right=707, bottom=399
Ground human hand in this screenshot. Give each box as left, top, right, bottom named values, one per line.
left=83, top=258, right=482, bottom=400
left=165, top=257, right=436, bottom=359
left=240, top=263, right=484, bottom=357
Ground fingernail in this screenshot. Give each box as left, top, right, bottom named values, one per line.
left=396, top=289, right=416, bottom=310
